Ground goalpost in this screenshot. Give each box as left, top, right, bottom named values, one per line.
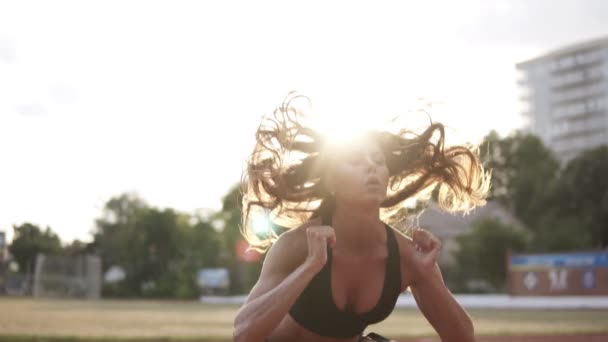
left=33, top=253, right=102, bottom=299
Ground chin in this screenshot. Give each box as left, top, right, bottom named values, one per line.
left=339, top=189, right=386, bottom=208
left=355, top=194, right=385, bottom=208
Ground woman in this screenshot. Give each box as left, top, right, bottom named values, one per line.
left=233, top=93, right=490, bottom=342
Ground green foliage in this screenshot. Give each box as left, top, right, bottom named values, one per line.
left=9, top=223, right=62, bottom=274
left=521, top=145, right=608, bottom=250
left=90, top=187, right=263, bottom=298
left=93, top=193, right=226, bottom=298
left=453, top=218, right=528, bottom=292
left=214, top=185, right=264, bottom=294
left=479, top=132, right=608, bottom=250
left=552, top=146, right=608, bottom=248
left=452, top=134, right=607, bottom=290
left=10, top=131, right=602, bottom=298
left=531, top=214, right=592, bottom=252
left=479, top=131, right=560, bottom=229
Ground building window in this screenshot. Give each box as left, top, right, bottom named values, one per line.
left=559, top=55, right=576, bottom=69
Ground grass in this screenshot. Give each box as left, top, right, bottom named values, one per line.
left=371, top=308, right=608, bottom=339
left=1, top=297, right=607, bottom=341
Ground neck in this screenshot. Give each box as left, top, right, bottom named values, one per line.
left=331, top=202, right=385, bottom=253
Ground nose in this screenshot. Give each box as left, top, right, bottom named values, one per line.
left=364, top=156, right=377, bottom=173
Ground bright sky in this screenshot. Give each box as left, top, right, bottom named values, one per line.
left=1, top=0, right=607, bottom=243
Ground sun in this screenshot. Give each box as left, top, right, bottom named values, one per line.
left=285, top=92, right=386, bottom=146
left=307, top=105, right=378, bottom=145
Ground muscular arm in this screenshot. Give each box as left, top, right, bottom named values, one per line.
left=395, top=230, right=475, bottom=342
left=233, top=229, right=320, bottom=342
left=410, top=264, right=475, bottom=342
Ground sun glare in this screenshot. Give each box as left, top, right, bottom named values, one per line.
left=251, top=212, right=273, bottom=237
left=307, top=106, right=378, bottom=146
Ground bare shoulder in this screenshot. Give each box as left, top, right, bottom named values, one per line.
left=244, top=217, right=322, bottom=304
left=264, top=217, right=322, bottom=272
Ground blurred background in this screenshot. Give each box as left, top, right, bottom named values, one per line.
left=1, top=0, right=607, bottom=341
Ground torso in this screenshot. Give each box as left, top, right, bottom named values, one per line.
left=268, top=218, right=416, bottom=342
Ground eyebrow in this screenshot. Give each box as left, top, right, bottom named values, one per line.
left=345, top=151, right=384, bottom=160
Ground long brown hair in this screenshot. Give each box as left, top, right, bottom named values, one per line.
left=242, top=92, right=491, bottom=251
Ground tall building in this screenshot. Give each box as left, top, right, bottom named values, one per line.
left=517, top=37, right=608, bottom=163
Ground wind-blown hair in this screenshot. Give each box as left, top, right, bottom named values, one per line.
left=242, top=93, right=491, bottom=252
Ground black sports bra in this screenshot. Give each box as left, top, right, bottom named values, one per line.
left=288, top=213, right=402, bottom=338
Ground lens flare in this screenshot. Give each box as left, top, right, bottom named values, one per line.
left=251, top=212, right=273, bottom=238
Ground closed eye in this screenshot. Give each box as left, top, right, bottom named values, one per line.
left=372, top=153, right=385, bottom=164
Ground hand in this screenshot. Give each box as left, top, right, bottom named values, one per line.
left=411, top=228, right=442, bottom=278
left=303, top=225, right=336, bottom=273
left=361, top=334, right=397, bottom=342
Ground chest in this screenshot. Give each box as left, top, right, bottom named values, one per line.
left=329, top=255, right=389, bottom=314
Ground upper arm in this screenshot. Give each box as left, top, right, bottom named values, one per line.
left=394, top=229, right=473, bottom=340
left=244, top=229, right=306, bottom=305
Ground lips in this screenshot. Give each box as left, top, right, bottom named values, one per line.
left=366, top=178, right=381, bottom=186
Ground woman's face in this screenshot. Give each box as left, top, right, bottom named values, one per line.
left=327, top=138, right=389, bottom=208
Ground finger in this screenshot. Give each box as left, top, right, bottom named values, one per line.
left=429, top=246, right=441, bottom=263
left=316, top=228, right=336, bottom=248
left=425, top=237, right=441, bottom=264
left=322, top=239, right=330, bottom=259
left=327, top=234, right=336, bottom=248
left=311, top=235, right=326, bottom=254
left=430, top=236, right=441, bottom=251
left=413, top=229, right=432, bottom=250
left=306, top=229, right=313, bottom=246
left=308, top=228, right=329, bottom=239
left=423, top=230, right=438, bottom=250
left=326, top=231, right=336, bottom=248
left=308, top=230, right=326, bottom=248
left=318, top=235, right=327, bottom=251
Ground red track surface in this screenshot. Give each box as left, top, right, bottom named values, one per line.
left=402, top=334, right=608, bottom=342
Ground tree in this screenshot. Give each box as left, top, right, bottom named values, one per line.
left=92, top=193, right=145, bottom=296
left=479, top=131, right=607, bottom=251
left=9, top=223, right=62, bottom=275
left=172, top=217, right=223, bottom=298
left=215, top=184, right=264, bottom=294
left=544, top=146, right=608, bottom=248
left=531, top=214, right=592, bottom=252
left=93, top=193, right=226, bottom=298
left=479, top=131, right=560, bottom=229
left=94, top=194, right=189, bottom=297
left=62, top=239, right=94, bottom=257
left=453, top=218, right=529, bottom=291
left=189, top=219, right=222, bottom=268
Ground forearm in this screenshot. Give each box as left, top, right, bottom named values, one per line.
left=413, top=278, right=475, bottom=342
left=234, top=262, right=319, bottom=342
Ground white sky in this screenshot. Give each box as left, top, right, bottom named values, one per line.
left=1, top=0, right=607, bottom=243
